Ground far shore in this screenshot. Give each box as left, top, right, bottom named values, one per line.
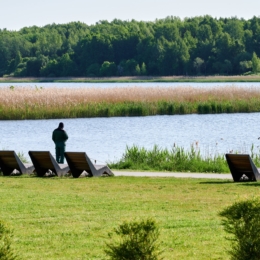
left=1, top=75, right=260, bottom=83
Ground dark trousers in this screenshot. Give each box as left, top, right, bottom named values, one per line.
left=56, top=146, right=65, bottom=164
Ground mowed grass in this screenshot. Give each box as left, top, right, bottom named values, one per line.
left=1, top=86, right=260, bottom=119
left=0, top=175, right=258, bottom=259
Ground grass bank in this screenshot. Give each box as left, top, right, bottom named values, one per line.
left=108, top=144, right=260, bottom=173
left=0, top=176, right=259, bottom=259
left=1, top=75, right=260, bottom=82
left=1, top=86, right=260, bottom=119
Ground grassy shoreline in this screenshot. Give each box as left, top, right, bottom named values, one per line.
left=1, top=75, right=260, bottom=83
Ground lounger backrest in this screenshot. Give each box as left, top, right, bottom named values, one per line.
left=226, top=154, right=260, bottom=181
left=64, top=152, right=91, bottom=172
left=29, top=151, right=54, bottom=169
left=0, top=151, right=25, bottom=173
left=0, top=151, right=19, bottom=168
left=28, top=151, right=69, bottom=177
left=64, top=152, right=112, bottom=178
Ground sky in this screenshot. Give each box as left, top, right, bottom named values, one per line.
left=1, top=0, right=260, bottom=31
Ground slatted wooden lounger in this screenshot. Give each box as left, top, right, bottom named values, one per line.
left=64, top=152, right=114, bottom=178
left=28, top=151, right=70, bottom=177
left=0, top=150, right=35, bottom=176
left=225, top=154, right=260, bottom=182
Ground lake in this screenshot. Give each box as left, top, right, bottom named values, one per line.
left=1, top=113, right=260, bottom=164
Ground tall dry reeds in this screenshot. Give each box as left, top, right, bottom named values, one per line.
left=1, top=86, right=260, bottom=119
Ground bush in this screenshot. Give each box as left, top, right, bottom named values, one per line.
left=105, top=218, right=163, bottom=260
left=0, top=220, right=18, bottom=260
left=219, top=198, right=260, bottom=260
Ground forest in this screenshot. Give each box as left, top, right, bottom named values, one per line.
left=1, top=15, right=260, bottom=77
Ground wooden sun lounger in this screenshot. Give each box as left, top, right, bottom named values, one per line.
left=225, top=154, right=260, bottom=182
left=0, top=150, right=35, bottom=176
left=64, top=152, right=114, bottom=178
left=28, top=151, right=70, bottom=177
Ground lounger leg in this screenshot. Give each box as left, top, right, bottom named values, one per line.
left=36, top=169, right=47, bottom=177
left=1, top=167, right=14, bottom=176
left=72, top=170, right=83, bottom=178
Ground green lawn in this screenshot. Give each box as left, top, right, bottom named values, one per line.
left=0, top=175, right=257, bottom=259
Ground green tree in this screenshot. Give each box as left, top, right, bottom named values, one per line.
left=118, top=59, right=139, bottom=76
left=141, top=62, right=147, bottom=75
left=14, top=51, right=22, bottom=68
left=224, top=18, right=244, bottom=39
left=0, top=16, right=259, bottom=76
left=159, top=38, right=190, bottom=75
left=59, top=53, right=77, bottom=76
left=40, top=59, right=59, bottom=77
left=239, top=60, right=252, bottom=73
left=100, top=61, right=117, bottom=76
left=14, top=62, right=27, bottom=77
left=26, top=55, right=48, bottom=77
left=193, top=57, right=204, bottom=74
left=135, top=64, right=141, bottom=75
left=223, top=59, right=233, bottom=74
left=197, top=24, right=213, bottom=42
left=215, top=33, right=233, bottom=62
left=252, top=52, right=260, bottom=73
left=154, top=22, right=179, bottom=42
left=86, top=63, right=100, bottom=77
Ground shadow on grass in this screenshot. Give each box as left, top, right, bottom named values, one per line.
left=0, top=174, right=58, bottom=178
left=200, top=179, right=260, bottom=185
left=199, top=181, right=234, bottom=184
left=0, top=173, right=94, bottom=179
left=238, top=182, right=260, bottom=187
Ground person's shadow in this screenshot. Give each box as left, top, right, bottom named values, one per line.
left=199, top=180, right=236, bottom=185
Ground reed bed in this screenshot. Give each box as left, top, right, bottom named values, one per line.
left=1, top=85, right=260, bottom=119
left=109, top=144, right=260, bottom=173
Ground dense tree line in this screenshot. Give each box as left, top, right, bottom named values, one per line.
left=1, top=16, right=260, bottom=77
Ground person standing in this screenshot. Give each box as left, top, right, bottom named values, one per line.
left=52, top=122, right=68, bottom=164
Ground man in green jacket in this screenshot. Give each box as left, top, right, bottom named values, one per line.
left=52, top=122, right=68, bottom=164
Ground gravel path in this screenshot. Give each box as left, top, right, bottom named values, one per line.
left=113, top=171, right=233, bottom=179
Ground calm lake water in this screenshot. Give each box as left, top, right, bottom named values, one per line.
left=1, top=113, right=260, bottom=164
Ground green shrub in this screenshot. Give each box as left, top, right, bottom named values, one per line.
left=0, top=220, right=18, bottom=260
left=105, top=218, right=163, bottom=260
left=219, top=198, right=260, bottom=260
